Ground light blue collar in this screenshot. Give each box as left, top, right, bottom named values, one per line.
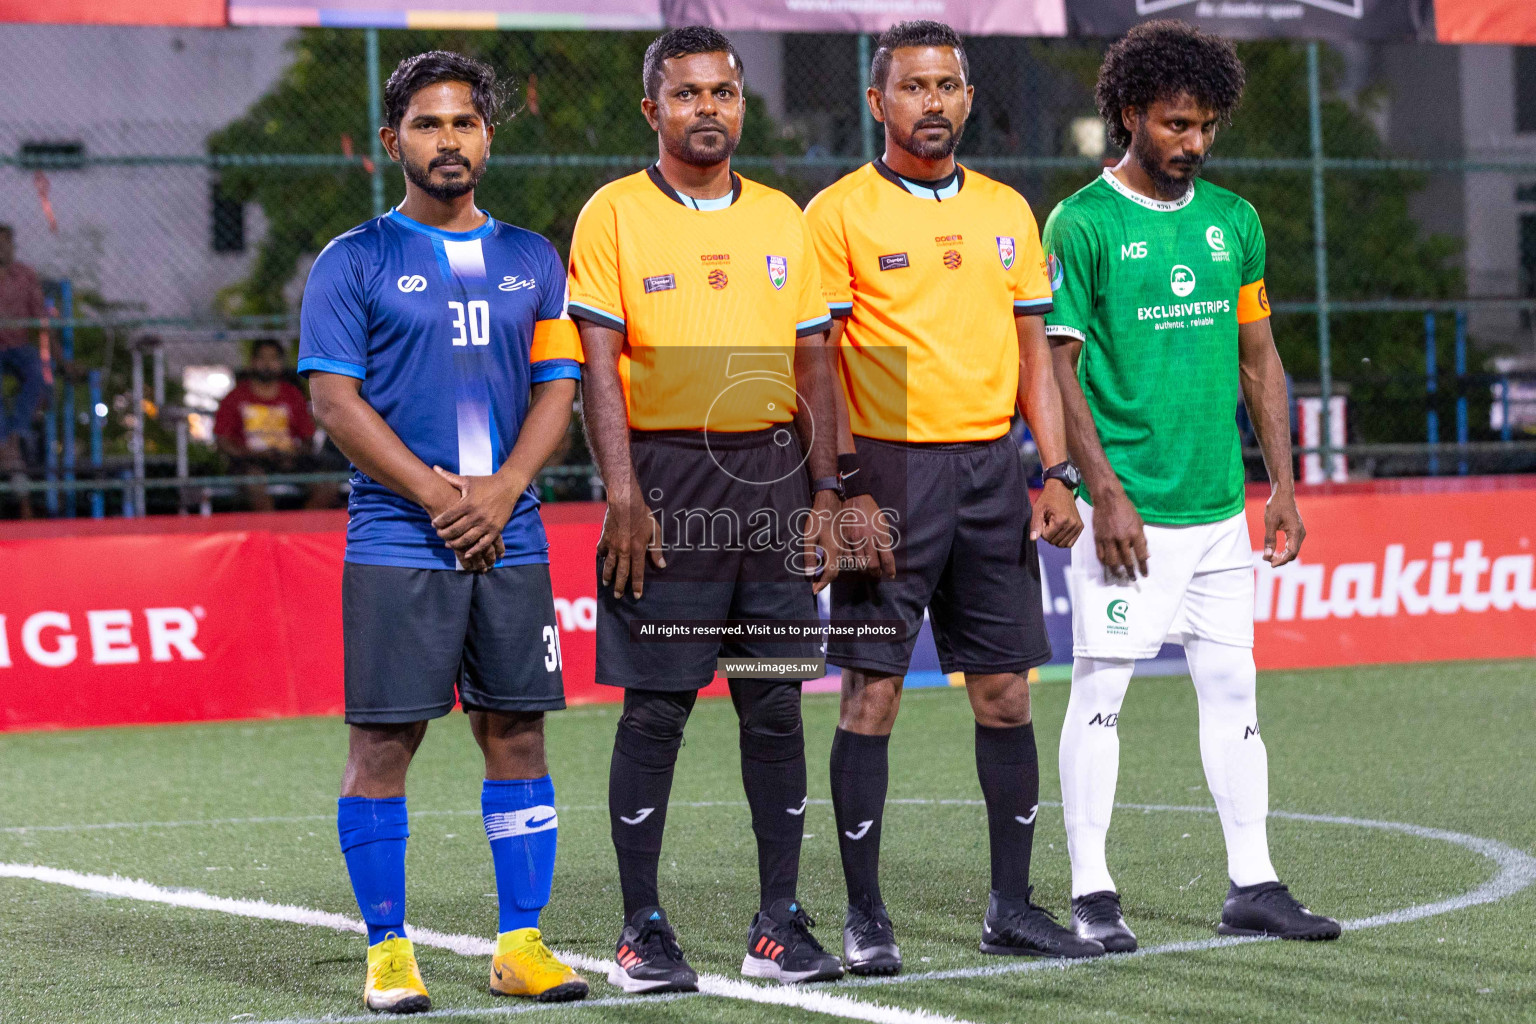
left=385, top=207, right=496, bottom=240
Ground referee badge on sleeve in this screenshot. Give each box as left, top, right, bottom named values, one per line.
left=766, top=255, right=787, bottom=291
left=996, top=236, right=1016, bottom=270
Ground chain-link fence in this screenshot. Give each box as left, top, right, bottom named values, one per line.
left=2, top=24, right=1535, bottom=518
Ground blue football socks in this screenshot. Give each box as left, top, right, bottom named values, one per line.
left=337, top=796, right=410, bottom=946
left=482, top=776, right=558, bottom=934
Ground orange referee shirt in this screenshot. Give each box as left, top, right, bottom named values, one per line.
left=805, top=160, right=1053, bottom=443
left=567, top=166, right=832, bottom=433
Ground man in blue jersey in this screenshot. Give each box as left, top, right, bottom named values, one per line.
left=300, top=51, right=588, bottom=1013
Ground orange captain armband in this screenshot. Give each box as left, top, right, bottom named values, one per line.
left=530, top=318, right=584, bottom=364
left=1237, top=279, right=1271, bottom=325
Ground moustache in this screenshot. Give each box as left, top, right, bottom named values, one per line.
left=688, top=121, right=728, bottom=135
left=430, top=155, right=470, bottom=169
left=913, top=117, right=954, bottom=133
left=1169, top=154, right=1204, bottom=168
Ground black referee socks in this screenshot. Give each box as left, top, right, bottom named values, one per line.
left=975, top=721, right=1040, bottom=899
left=830, top=728, right=891, bottom=907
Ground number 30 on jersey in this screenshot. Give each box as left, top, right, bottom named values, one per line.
left=449, top=300, right=490, bottom=346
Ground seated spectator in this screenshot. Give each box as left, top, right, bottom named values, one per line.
left=0, top=225, right=48, bottom=485
left=214, top=338, right=335, bottom=511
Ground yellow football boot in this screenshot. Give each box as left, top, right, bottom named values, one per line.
left=363, top=934, right=431, bottom=1014
left=489, top=927, right=589, bottom=1002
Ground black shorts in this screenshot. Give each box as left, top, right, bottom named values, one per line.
left=827, top=434, right=1050, bottom=677
left=595, top=429, right=821, bottom=692
left=342, top=561, right=566, bottom=724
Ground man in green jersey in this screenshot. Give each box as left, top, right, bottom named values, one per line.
left=1043, top=21, right=1340, bottom=951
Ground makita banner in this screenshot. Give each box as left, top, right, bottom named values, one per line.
left=1064, top=0, right=1434, bottom=40
left=2, top=482, right=1533, bottom=731
left=660, top=0, right=1067, bottom=35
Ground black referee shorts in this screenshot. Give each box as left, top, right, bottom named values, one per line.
left=595, top=429, right=821, bottom=692
left=342, top=561, right=566, bottom=724
left=827, top=434, right=1050, bottom=677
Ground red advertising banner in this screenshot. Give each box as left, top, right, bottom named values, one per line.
left=2, top=483, right=1532, bottom=731
left=1246, top=484, right=1536, bottom=669
left=1434, top=0, right=1536, bottom=43
left=0, top=0, right=226, bottom=25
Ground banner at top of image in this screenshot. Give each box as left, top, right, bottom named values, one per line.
left=0, top=0, right=225, bottom=25
left=228, top=0, right=663, bottom=30
left=1064, top=0, right=1435, bottom=40
left=660, top=0, right=1067, bottom=35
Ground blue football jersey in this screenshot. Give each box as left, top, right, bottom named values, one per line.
left=298, top=208, right=582, bottom=569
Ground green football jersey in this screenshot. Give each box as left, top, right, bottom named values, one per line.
left=1042, top=169, right=1268, bottom=525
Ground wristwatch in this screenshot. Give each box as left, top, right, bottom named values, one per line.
left=1042, top=460, right=1082, bottom=490
left=811, top=475, right=846, bottom=500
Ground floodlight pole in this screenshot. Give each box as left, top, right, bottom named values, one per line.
left=1307, top=41, right=1333, bottom=476
left=366, top=27, right=385, bottom=218
left=857, top=34, right=875, bottom=163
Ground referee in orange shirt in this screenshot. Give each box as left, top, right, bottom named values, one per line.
left=805, top=21, right=1101, bottom=972
left=569, top=27, right=845, bottom=993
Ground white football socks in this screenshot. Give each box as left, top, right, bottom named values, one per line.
left=1060, top=657, right=1134, bottom=897
left=1186, top=637, right=1279, bottom=888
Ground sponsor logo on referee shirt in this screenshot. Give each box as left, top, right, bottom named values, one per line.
left=878, top=253, right=910, bottom=271
left=766, top=255, right=787, bottom=290
left=643, top=273, right=676, bottom=294
left=996, top=236, right=1016, bottom=269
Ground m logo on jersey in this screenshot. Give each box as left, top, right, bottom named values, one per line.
left=1170, top=265, right=1197, bottom=298
left=766, top=255, right=787, bottom=291
left=1047, top=253, right=1064, bottom=291
left=397, top=274, right=427, bottom=293
left=1121, top=241, right=1148, bottom=260
left=996, top=236, right=1016, bottom=269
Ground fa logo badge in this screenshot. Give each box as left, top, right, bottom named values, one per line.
left=1047, top=253, right=1064, bottom=292
left=1170, top=264, right=1197, bottom=298
left=766, top=255, right=787, bottom=291
left=996, top=236, right=1016, bottom=270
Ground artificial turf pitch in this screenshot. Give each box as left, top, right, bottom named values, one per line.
left=3, top=658, right=1534, bottom=1024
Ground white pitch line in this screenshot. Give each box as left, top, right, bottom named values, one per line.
left=841, top=803, right=1536, bottom=987
left=0, top=863, right=974, bottom=1024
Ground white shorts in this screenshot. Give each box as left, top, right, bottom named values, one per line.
left=1068, top=499, right=1255, bottom=660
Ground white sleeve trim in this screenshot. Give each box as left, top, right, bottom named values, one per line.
left=1044, top=325, right=1085, bottom=341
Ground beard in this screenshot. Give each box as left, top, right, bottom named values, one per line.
left=891, top=114, right=965, bottom=162
left=662, top=120, right=740, bottom=167
left=402, top=151, right=486, bottom=201
left=1131, top=127, right=1203, bottom=198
